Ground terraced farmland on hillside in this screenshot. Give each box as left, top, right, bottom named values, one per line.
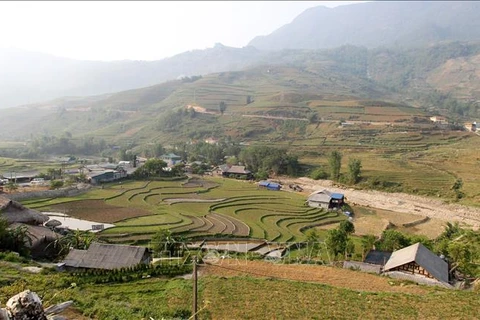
left=26, top=177, right=345, bottom=244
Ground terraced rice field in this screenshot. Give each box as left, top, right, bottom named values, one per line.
left=26, top=177, right=346, bottom=244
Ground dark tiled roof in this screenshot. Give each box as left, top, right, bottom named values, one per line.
left=63, top=242, right=149, bottom=270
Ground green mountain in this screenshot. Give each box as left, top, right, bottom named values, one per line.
left=249, top=2, right=480, bottom=51
left=0, top=44, right=263, bottom=109
left=1, top=42, right=479, bottom=152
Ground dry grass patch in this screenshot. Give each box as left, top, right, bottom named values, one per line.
left=201, top=259, right=426, bottom=294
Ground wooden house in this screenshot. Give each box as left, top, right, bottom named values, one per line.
left=383, top=243, right=449, bottom=284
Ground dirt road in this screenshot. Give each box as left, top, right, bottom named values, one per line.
left=280, top=176, right=480, bottom=229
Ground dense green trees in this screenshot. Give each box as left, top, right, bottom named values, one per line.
left=238, top=145, right=300, bottom=177
left=132, top=159, right=184, bottom=179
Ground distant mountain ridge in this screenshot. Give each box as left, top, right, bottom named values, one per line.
left=0, top=45, right=263, bottom=108
left=248, top=1, right=480, bottom=51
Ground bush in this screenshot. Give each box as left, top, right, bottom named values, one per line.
left=310, top=167, right=328, bottom=180
left=50, top=180, right=64, bottom=189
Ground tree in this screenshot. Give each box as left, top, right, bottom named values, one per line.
left=219, top=101, right=227, bottom=115
left=0, top=219, right=32, bottom=257
left=451, top=178, right=464, bottom=200
left=153, top=143, right=165, bottom=158
left=345, top=239, right=356, bottom=259
left=360, top=234, right=377, bottom=260
left=5, top=181, right=18, bottom=193
left=305, top=229, right=321, bottom=258
left=51, top=229, right=95, bottom=256
left=339, top=220, right=355, bottom=235
left=246, top=95, right=253, bottom=104
left=310, top=167, right=328, bottom=180
left=151, top=229, right=184, bottom=257
left=348, top=158, right=362, bottom=184
left=378, top=229, right=410, bottom=251
left=325, top=228, right=347, bottom=259
left=132, top=159, right=168, bottom=179
left=328, top=151, right=342, bottom=181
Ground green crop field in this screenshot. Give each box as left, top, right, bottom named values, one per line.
left=24, top=177, right=346, bottom=244
left=0, top=261, right=479, bottom=320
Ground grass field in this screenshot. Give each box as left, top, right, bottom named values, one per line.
left=0, top=261, right=478, bottom=320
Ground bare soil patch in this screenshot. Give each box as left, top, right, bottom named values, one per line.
left=201, top=259, right=427, bottom=294
left=279, top=176, right=480, bottom=229
left=48, top=200, right=152, bottom=223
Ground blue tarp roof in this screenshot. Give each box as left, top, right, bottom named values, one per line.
left=259, top=181, right=270, bottom=187
left=331, top=193, right=344, bottom=200
left=267, top=183, right=281, bottom=188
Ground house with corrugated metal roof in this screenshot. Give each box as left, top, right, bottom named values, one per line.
left=61, top=242, right=151, bottom=270
left=382, top=242, right=450, bottom=285
left=306, top=189, right=345, bottom=209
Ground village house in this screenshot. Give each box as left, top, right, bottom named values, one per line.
left=382, top=242, right=450, bottom=286
left=213, top=164, right=253, bottom=180
left=0, top=171, right=40, bottom=184
left=82, top=163, right=129, bottom=184
left=306, top=190, right=345, bottom=209
left=61, top=242, right=152, bottom=271
left=159, top=153, right=183, bottom=167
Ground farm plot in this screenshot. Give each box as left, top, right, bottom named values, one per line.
left=46, top=200, right=153, bottom=223
left=23, top=177, right=346, bottom=244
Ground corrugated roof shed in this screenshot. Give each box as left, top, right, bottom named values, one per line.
left=383, top=242, right=449, bottom=284
left=63, top=242, right=149, bottom=270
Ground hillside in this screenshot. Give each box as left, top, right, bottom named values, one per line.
left=3, top=42, right=480, bottom=143
left=249, top=1, right=480, bottom=51
left=0, top=58, right=409, bottom=142
left=0, top=44, right=263, bottom=109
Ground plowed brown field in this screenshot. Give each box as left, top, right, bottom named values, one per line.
left=48, top=200, right=152, bottom=223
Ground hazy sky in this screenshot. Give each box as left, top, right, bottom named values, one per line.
left=0, top=1, right=366, bottom=61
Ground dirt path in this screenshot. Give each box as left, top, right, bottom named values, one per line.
left=280, top=176, right=480, bottom=229
left=200, top=259, right=427, bottom=294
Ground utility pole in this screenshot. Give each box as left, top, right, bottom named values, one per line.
left=192, top=256, right=198, bottom=320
